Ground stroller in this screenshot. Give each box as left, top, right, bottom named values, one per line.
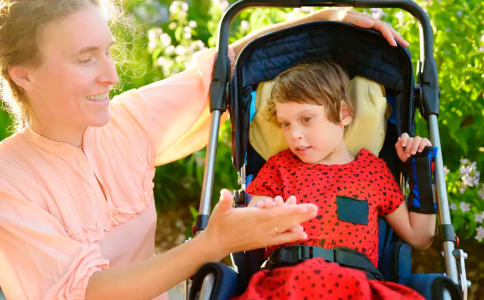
left=188, top=1, right=470, bottom=299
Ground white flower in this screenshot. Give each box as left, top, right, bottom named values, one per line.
left=148, top=41, right=157, bottom=49
left=475, top=212, right=484, bottom=223
left=189, top=20, right=197, bottom=28
left=293, top=8, right=301, bottom=14
left=478, top=186, right=484, bottom=200
left=479, top=46, right=484, bottom=52
left=165, top=45, right=175, bottom=55
left=450, top=202, right=458, bottom=210
left=371, top=8, right=386, bottom=19
left=181, top=1, right=188, bottom=11
left=148, top=29, right=157, bottom=42
left=444, top=166, right=450, bottom=176
left=240, top=20, right=250, bottom=32
left=219, top=0, right=229, bottom=11
left=287, top=12, right=295, bottom=20
left=480, top=34, right=484, bottom=42
left=162, top=59, right=174, bottom=74
left=476, top=226, right=484, bottom=242
left=157, top=57, right=166, bottom=66
left=189, top=40, right=205, bottom=51
left=395, top=11, right=405, bottom=21
left=459, top=202, right=471, bottom=212
left=184, top=32, right=192, bottom=39
left=169, top=1, right=179, bottom=13
left=160, top=33, right=172, bottom=47
left=175, top=45, right=187, bottom=55
left=460, top=158, right=469, bottom=165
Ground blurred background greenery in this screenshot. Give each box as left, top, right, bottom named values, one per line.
left=0, top=0, right=483, bottom=297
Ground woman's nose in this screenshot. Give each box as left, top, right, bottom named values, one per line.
left=98, top=57, right=120, bottom=86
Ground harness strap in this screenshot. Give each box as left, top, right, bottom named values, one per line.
left=265, top=245, right=384, bottom=281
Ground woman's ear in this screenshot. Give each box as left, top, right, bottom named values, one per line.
left=340, top=101, right=353, bottom=127
left=8, top=65, right=34, bottom=91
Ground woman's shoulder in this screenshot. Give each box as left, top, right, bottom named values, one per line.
left=0, top=131, right=32, bottom=168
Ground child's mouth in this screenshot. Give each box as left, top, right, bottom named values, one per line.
left=295, top=146, right=311, bottom=155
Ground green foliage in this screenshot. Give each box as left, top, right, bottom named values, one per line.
left=0, top=0, right=483, bottom=240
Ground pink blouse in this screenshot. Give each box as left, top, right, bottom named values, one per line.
left=0, top=47, right=233, bottom=300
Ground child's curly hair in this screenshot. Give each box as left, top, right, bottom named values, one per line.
left=271, top=60, right=354, bottom=125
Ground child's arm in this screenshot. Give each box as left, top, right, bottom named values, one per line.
left=385, top=133, right=436, bottom=250
left=385, top=201, right=435, bottom=250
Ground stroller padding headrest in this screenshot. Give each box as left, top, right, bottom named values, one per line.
left=236, top=21, right=410, bottom=93
left=249, top=76, right=391, bottom=161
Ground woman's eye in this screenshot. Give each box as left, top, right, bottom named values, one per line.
left=301, top=117, right=313, bottom=123
left=79, top=57, right=93, bottom=64
left=279, top=122, right=290, bottom=128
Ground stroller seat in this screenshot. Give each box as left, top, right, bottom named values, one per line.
left=189, top=5, right=468, bottom=299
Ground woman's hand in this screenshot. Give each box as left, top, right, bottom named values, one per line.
left=203, top=189, right=317, bottom=260
left=231, top=8, right=409, bottom=58
left=316, top=9, right=409, bottom=47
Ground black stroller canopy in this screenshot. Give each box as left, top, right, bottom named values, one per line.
left=234, top=21, right=416, bottom=134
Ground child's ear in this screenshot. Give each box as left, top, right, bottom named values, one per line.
left=340, top=101, right=353, bottom=127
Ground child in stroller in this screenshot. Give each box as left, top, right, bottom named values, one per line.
left=234, top=60, right=436, bottom=300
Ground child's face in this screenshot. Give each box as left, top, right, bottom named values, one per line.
left=275, top=102, right=348, bottom=164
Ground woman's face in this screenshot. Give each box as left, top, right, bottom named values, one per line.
left=26, top=3, right=119, bottom=132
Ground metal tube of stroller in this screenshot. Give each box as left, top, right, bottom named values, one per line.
left=428, top=114, right=459, bottom=283
left=196, top=110, right=222, bottom=235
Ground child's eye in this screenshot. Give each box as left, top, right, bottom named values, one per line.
left=301, top=117, right=313, bottom=123
left=279, top=122, right=290, bottom=128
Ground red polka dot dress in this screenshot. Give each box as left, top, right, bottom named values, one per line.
left=232, top=149, right=425, bottom=300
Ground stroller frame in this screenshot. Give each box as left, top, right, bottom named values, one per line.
left=189, top=0, right=469, bottom=299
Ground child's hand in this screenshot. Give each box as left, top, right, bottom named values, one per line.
left=255, top=195, right=304, bottom=233
left=396, top=132, right=432, bottom=162
left=255, top=195, right=297, bottom=209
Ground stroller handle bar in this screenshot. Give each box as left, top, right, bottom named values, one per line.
left=196, top=0, right=461, bottom=289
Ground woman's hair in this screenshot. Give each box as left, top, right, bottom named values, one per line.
left=0, top=0, right=135, bottom=130
left=271, top=60, right=354, bottom=124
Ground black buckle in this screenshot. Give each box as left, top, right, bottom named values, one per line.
left=298, top=245, right=310, bottom=261
left=269, top=246, right=336, bottom=265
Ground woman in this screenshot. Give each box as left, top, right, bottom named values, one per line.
left=0, top=0, right=408, bottom=299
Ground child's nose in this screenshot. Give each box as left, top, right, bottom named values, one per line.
left=290, top=127, right=303, bottom=140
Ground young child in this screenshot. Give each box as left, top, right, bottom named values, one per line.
left=233, top=61, right=435, bottom=300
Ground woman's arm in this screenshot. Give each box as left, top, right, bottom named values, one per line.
left=230, top=9, right=409, bottom=58
left=86, top=190, right=316, bottom=299
left=86, top=232, right=220, bottom=300
left=0, top=180, right=316, bottom=300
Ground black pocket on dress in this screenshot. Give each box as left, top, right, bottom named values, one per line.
left=336, top=195, right=369, bottom=225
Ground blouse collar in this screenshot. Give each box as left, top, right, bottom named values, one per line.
left=22, top=126, right=94, bottom=154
